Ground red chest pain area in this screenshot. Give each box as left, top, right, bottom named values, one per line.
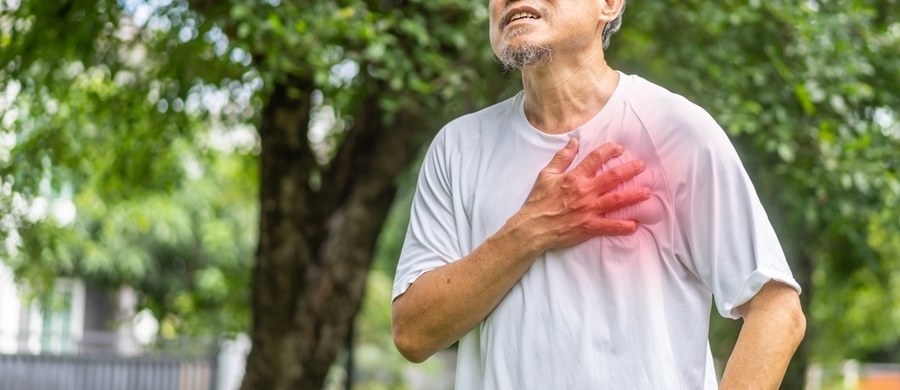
left=576, top=148, right=669, bottom=230
left=604, top=152, right=668, bottom=225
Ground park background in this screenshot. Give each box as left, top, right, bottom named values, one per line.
left=1, top=0, right=898, bottom=389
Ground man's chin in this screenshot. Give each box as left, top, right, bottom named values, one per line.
left=502, top=27, right=540, bottom=45
left=496, top=43, right=552, bottom=71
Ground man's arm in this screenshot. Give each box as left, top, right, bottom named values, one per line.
left=392, top=139, right=649, bottom=362
left=719, top=281, right=806, bottom=389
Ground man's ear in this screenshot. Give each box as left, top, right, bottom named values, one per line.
left=598, top=0, right=624, bottom=22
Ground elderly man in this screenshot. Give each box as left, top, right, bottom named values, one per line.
left=391, top=0, right=805, bottom=388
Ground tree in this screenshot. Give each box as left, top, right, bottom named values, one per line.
left=2, top=0, right=512, bottom=388
left=4, top=1, right=898, bottom=389
left=1, top=0, right=260, bottom=336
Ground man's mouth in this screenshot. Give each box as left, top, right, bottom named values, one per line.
left=503, top=8, right=541, bottom=29
left=510, top=12, right=539, bottom=22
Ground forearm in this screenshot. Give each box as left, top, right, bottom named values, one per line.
left=391, top=216, right=544, bottom=363
left=391, top=141, right=647, bottom=363
left=719, top=282, right=806, bottom=389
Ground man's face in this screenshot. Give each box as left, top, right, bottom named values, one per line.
left=488, top=0, right=607, bottom=66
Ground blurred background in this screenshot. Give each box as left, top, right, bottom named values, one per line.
left=1, top=0, right=898, bottom=389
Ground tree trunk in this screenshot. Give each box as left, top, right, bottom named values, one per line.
left=241, top=76, right=422, bottom=389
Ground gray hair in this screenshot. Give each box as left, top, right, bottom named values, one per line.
left=496, top=41, right=552, bottom=72
left=601, top=1, right=627, bottom=49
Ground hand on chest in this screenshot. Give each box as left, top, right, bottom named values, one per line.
left=466, top=134, right=668, bottom=243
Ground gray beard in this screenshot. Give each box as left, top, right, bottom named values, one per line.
left=496, top=42, right=552, bottom=71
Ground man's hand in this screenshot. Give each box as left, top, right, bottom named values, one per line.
left=512, top=138, right=650, bottom=251
left=393, top=139, right=649, bottom=363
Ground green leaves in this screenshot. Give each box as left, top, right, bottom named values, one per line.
left=1, top=0, right=260, bottom=334
left=613, top=0, right=900, bottom=363
left=6, top=0, right=896, bottom=375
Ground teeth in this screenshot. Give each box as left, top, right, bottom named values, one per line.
left=510, top=12, right=538, bottom=22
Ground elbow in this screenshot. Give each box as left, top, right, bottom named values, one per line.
left=742, top=282, right=807, bottom=351
left=781, top=285, right=807, bottom=348
left=392, top=320, right=434, bottom=363
left=789, top=302, right=807, bottom=348
left=392, top=290, right=449, bottom=363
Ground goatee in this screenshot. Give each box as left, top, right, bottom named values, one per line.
left=496, top=40, right=552, bottom=71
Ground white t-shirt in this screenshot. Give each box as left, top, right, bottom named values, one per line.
left=392, top=73, right=800, bottom=389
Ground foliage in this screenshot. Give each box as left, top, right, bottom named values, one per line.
left=2, top=0, right=898, bottom=387
left=611, top=0, right=900, bottom=364
left=2, top=4, right=512, bottom=387
left=1, top=0, right=259, bottom=335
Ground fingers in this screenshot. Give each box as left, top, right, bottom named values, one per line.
left=596, top=187, right=651, bottom=213
left=542, top=138, right=579, bottom=175
left=584, top=188, right=650, bottom=236
left=595, top=160, right=646, bottom=193
left=590, top=219, right=640, bottom=235
left=572, top=142, right=624, bottom=177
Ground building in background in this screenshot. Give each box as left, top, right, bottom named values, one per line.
left=0, top=264, right=248, bottom=390
left=0, top=264, right=141, bottom=356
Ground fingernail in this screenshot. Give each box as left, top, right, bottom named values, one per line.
left=616, top=144, right=624, bottom=153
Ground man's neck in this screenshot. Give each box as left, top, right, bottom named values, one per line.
left=520, top=48, right=619, bottom=135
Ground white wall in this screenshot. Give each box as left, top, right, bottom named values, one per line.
left=0, top=263, right=21, bottom=354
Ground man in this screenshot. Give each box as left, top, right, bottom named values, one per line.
left=392, top=0, right=806, bottom=388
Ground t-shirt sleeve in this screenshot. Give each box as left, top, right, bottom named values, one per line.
left=392, top=130, right=462, bottom=301
left=669, top=107, right=801, bottom=320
